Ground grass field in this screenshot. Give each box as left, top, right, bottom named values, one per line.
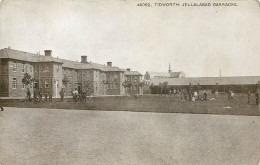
left=0, top=108, right=259, bottom=165
left=1, top=94, right=259, bottom=116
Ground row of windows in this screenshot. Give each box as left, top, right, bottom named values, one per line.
left=12, top=63, right=33, bottom=73
left=126, top=76, right=140, bottom=81
left=12, top=78, right=55, bottom=89
left=12, top=78, right=32, bottom=89
left=12, top=63, right=60, bottom=73
left=106, top=83, right=118, bottom=90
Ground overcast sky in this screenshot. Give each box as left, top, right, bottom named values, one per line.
left=0, top=0, right=259, bottom=77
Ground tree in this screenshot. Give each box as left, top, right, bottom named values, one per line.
left=138, top=82, right=144, bottom=95
left=149, top=83, right=154, bottom=94
left=22, top=73, right=34, bottom=88
left=62, top=76, right=70, bottom=97
left=138, top=82, right=144, bottom=87
left=122, top=81, right=132, bottom=95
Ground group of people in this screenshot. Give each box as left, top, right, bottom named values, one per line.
left=180, top=89, right=208, bottom=102
left=25, top=88, right=53, bottom=103
left=59, top=88, right=90, bottom=103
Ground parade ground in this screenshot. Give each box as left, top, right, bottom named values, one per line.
left=1, top=95, right=259, bottom=116
left=0, top=107, right=259, bottom=165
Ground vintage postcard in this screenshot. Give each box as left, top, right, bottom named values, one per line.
left=0, top=0, right=259, bottom=164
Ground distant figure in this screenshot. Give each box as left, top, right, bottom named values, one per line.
left=1, top=106, right=3, bottom=111
left=33, top=89, right=39, bottom=103
left=72, top=89, right=78, bottom=102
left=39, top=88, right=43, bottom=102
left=59, top=89, right=65, bottom=102
left=192, top=96, right=195, bottom=102
left=203, top=90, right=207, bottom=101
left=184, top=90, right=188, bottom=101
left=44, top=91, right=48, bottom=102
left=228, top=89, right=231, bottom=100
left=26, top=88, right=31, bottom=102
left=194, top=91, right=198, bottom=101
left=215, top=90, right=219, bottom=99
left=180, top=90, right=185, bottom=101
left=247, top=90, right=251, bottom=104
left=48, top=91, right=52, bottom=102
left=255, top=90, right=259, bottom=106
left=81, top=89, right=87, bottom=103
left=188, top=91, right=192, bottom=101
left=231, top=91, right=235, bottom=100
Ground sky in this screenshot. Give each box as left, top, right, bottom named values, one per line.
left=0, top=0, right=259, bottom=77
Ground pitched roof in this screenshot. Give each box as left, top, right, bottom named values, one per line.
left=0, top=48, right=125, bottom=72
left=146, top=71, right=170, bottom=78
left=150, top=76, right=260, bottom=86
left=125, top=71, right=143, bottom=76
left=170, top=72, right=183, bottom=78
left=0, top=48, right=63, bottom=63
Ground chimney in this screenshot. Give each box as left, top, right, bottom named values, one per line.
left=126, top=68, right=131, bottom=71
left=81, top=56, right=88, bottom=63
left=107, top=61, right=112, bottom=67
left=44, top=50, right=52, bottom=56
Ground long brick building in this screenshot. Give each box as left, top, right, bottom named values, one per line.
left=0, top=48, right=143, bottom=97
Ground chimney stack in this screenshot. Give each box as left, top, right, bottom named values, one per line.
left=107, top=61, right=112, bottom=67
left=81, top=56, right=88, bottom=63
left=44, top=50, right=52, bottom=56
left=126, top=68, right=131, bottom=71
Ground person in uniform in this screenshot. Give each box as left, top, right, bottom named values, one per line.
left=59, top=89, right=65, bottom=102
left=48, top=91, right=52, bottom=102
left=255, top=89, right=259, bottom=106
left=247, top=90, right=251, bottom=104
left=44, top=90, right=48, bottom=102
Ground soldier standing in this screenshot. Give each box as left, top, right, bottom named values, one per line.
left=59, top=89, right=65, bottom=102
left=44, top=90, right=48, bottom=102
left=255, top=89, right=259, bottom=106
left=26, top=88, right=31, bottom=102
left=39, top=88, right=43, bottom=102
left=48, top=91, right=53, bottom=102
left=247, top=90, right=251, bottom=104
left=81, top=89, right=87, bottom=103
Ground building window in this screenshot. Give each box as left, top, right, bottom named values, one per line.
left=57, top=65, right=59, bottom=72
left=13, top=63, right=17, bottom=72
left=115, top=83, right=117, bottom=89
left=134, top=85, right=137, bottom=90
left=110, top=84, right=113, bottom=89
left=13, top=78, right=17, bottom=89
left=40, top=65, right=44, bottom=72
left=45, top=65, right=49, bottom=72
left=45, top=80, right=50, bottom=88
left=30, top=65, right=33, bottom=72
left=22, top=64, right=25, bottom=73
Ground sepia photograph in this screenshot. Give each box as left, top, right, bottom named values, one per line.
left=0, top=0, right=259, bottom=164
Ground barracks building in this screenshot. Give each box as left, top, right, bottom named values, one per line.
left=0, top=48, right=143, bottom=97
